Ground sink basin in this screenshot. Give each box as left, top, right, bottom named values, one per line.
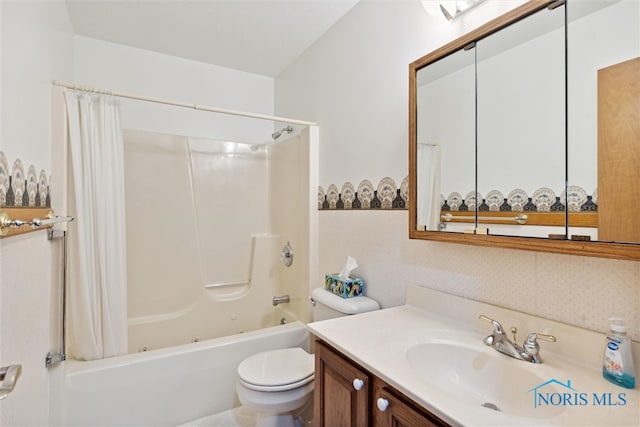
left=406, top=341, right=564, bottom=419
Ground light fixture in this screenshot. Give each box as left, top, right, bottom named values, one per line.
left=421, top=0, right=486, bottom=21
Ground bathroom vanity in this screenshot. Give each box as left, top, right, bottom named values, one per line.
left=308, top=286, right=640, bottom=426
left=314, top=339, right=448, bottom=426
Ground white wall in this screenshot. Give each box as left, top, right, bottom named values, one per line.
left=73, top=36, right=275, bottom=143
left=0, top=1, right=74, bottom=425
left=276, top=0, right=527, bottom=187
left=1, top=1, right=73, bottom=169
left=276, top=0, right=640, bottom=341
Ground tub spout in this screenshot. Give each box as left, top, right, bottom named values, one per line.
left=272, top=295, right=290, bottom=306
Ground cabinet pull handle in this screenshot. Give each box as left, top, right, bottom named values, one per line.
left=377, top=397, right=390, bottom=412
left=352, top=378, right=365, bottom=391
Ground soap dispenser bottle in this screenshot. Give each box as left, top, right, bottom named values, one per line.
left=603, top=317, right=636, bottom=389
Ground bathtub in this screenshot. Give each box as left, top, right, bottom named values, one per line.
left=50, top=321, right=310, bottom=426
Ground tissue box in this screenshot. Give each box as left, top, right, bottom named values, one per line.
left=324, top=274, right=364, bottom=298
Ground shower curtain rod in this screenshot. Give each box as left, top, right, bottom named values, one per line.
left=52, top=81, right=317, bottom=126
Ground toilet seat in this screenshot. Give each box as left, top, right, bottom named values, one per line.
left=238, top=348, right=314, bottom=392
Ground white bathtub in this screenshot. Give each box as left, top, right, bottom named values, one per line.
left=50, top=321, right=310, bottom=426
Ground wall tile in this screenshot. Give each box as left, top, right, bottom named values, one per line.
left=318, top=211, right=640, bottom=341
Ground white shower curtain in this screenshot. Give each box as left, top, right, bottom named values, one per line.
left=417, top=142, right=441, bottom=231
left=64, top=90, right=128, bottom=360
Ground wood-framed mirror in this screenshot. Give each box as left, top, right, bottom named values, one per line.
left=409, top=0, right=640, bottom=261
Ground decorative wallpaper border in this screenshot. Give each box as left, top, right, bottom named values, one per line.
left=0, top=151, right=51, bottom=208
left=319, top=176, right=409, bottom=210
left=442, top=186, right=597, bottom=213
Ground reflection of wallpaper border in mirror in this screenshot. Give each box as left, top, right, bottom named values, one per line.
left=437, top=185, right=598, bottom=239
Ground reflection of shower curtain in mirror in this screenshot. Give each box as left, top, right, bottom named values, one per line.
left=64, top=90, right=128, bottom=361
left=417, top=143, right=441, bottom=231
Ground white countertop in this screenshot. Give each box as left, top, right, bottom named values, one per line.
left=307, top=286, right=640, bottom=426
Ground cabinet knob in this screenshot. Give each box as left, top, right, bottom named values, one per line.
left=352, top=378, right=365, bottom=391
left=377, top=398, right=390, bottom=412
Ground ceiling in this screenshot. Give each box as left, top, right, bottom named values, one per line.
left=65, top=0, right=360, bottom=78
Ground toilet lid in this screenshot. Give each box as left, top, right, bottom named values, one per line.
left=238, top=348, right=314, bottom=391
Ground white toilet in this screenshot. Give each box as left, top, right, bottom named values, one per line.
left=235, top=288, right=380, bottom=427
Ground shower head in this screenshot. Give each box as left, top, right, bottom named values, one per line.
left=272, top=126, right=294, bottom=140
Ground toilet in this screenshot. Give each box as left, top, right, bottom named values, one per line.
left=235, top=288, right=380, bottom=427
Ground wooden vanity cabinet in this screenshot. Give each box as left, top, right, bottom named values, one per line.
left=373, top=377, right=448, bottom=427
left=314, top=339, right=449, bottom=427
left=314, top=339, right=371, bottom=426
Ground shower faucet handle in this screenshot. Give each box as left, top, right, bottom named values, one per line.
left=280, top=242, right=293, bottom=267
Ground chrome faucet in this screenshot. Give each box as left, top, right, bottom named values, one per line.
left=479, top=315, right=556, bottom=363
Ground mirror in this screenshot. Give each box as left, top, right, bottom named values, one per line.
left=416, top=47, right=475, bottom=233
left=409, top=0, right=640, bottom=260
left=567, top=0, right=640, bottom=244
left=476, top=3, right=565, bottom=239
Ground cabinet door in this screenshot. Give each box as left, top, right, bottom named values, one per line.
left=373, top=378, right=448, bottom=427
left=597, top=57, right=640, bottom=242
left=314, top=340, right=370, bottom=427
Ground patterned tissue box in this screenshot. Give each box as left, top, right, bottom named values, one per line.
left=324, top=274, right=364, bottom=298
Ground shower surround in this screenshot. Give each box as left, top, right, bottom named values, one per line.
left=123, top=128, right=317, bottom=353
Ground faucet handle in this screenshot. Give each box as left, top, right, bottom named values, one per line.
left=479, top=315, right=505, bottom=334
left=524, top=332, right=556, bottom=345
left=522, top=332, right=557, bottom=363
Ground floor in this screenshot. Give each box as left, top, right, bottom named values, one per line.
left=179, top=407, right=258, bottom=427
left=179, top=405, right=314, bottom=427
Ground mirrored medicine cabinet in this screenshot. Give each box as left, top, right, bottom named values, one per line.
left=409, top=0, right=640, bottom=260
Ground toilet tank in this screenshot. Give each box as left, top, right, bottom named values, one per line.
left=310, top=288, right=380, bottom=321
